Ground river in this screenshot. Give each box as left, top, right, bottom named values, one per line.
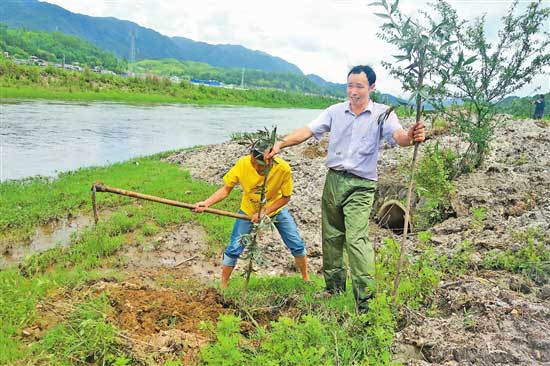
left=0, top=100, right=322, bottom=181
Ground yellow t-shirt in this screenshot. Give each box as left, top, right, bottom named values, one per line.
left=223, top=156, right=293, bottom=217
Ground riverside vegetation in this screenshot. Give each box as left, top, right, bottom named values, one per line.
left=0, top=147, right=444, bottom=365
left=0, top=58, right=337, bottom=109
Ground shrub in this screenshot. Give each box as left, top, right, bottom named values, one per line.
left=483, top=227, right=550, bottom=284
left=413, top=142, right=456, bottom=228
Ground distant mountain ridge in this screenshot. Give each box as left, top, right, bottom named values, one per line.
left=2, top=0, right=303, bottom=74
left=2, top=0, right=407, bottom=100
left=170, top=37, right=302, bottom=74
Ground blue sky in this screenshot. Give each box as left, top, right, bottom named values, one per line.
left=44, top=0, right=549, bottom=97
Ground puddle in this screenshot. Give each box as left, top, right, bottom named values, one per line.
left=121, top=223, right=219, bottom=282
left=1, top=214, right=94, bottom=268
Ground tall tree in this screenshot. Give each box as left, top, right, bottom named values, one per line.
left=370, top=0, right=460, bottom=300
left=439, top=0, right=550, bottom=172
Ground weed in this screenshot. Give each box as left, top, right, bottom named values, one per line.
left=377, top=237, right=441, bottom=308
left=141, top=222, right=160, bottom=236
left=431, top=117, right=449, bottom=135
left=200, top=314, right=244, bottom=365
left=514, top=153, right=529, bottom=166
left=211, top=233, right=441, bottom=365
left=483, top=227, right=550, bottom=284
left=470, top=207, right=487, bottom=229
left=411, top=142, right=456, bottom=229
left=34, top=294, right=125, bottom=365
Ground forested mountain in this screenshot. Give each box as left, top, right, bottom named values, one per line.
left=170, top=37, right=302, bottom=74
left=2, top=0, right=303, bottom=74
left=0, top=24, right=127, bottom=72
left=131, top=59, right=345, bottom=97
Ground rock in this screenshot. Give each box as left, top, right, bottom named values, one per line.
left=392, top=343, right=424, bottom=363
left=538, top=285, right=550, bottom=300
left=509, top=277, right=532, bottom=294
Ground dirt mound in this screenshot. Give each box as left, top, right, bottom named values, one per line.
left=109, top=285, right=225, bottom=336
left=397, top=276, right=550, bottom=365
left=108, top=282, right=227, bottom=364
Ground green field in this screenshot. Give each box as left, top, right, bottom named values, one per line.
left=0, top=59, right=338, bottom=109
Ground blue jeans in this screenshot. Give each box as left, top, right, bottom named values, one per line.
left=223, top=207, right=307, bottom=266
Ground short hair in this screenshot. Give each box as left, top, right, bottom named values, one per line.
left=250, top=140, right=270, bottom=162
left=347, top=65, right=376, bottom=86
left=540, top=94, right=545, bottom=99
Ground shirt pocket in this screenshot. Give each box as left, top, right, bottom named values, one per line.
left=358, top=134, right=378, bottom=156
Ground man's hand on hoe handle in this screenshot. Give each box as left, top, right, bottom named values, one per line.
left=193, top=201, right=209, bottom=213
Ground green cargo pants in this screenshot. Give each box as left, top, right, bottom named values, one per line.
left=321, top=169, right=377, bottom=311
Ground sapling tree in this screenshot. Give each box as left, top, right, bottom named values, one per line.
left=437, top=0, right=550, bottom=173
left=371, top=0, right=461, bottom=123
left=370, top=0, right=459, bottom=300
left=238, top=127, right=278, bottom=305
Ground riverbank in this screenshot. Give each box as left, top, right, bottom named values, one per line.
left=0, top=60, right=338, bottom=109
left=1, top=117, right=549, bottom=365
left=0, top=86, right=335, bottom=108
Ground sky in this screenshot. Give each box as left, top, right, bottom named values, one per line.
left=43, top=0, right=549, bottom=98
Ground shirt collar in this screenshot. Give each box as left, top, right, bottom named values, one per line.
left=345, top=99, right=374, bottom=115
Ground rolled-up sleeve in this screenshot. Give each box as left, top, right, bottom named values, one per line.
left=381, top=111, right=402, bottom=147
left=307, top=107, right=332, bottom=140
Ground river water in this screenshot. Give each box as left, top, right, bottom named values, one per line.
left=0, top=100, right=322, bottom=181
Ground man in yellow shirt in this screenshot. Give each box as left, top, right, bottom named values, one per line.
left=193, top=142, right=310, bottom=289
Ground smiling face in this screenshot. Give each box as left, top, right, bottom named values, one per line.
left=347, top=72, right=376, bottom=111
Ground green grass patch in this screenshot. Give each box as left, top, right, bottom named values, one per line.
left=0, top=152, right=239, bottom=250
left=0, top=265, right=120, bottom=364
left=32, top=294, right=127, bottom=366
left=209, top=231, right=442, bottom=365
left=203, top=275, right=396, bottom=365
left=482, top=227, right=550, bottom=284
left=0, top=59, right=336, bottom=109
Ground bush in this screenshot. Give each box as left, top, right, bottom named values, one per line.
left=483, top=227, right=550, bottom=284
left=413, top=142, right=456, bottom=228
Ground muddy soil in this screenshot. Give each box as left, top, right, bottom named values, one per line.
left=25, top=276, right=229, bottom=365
left=120, top=223, right=220, bottom=282
left=17, top=116, right=549, bottom=365
left=164, top=117, right=550, bottom=365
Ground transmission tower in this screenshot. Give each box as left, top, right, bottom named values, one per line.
left=241, top=68, right=245, bottom=88
left=129, top=29, right=136, bottom=71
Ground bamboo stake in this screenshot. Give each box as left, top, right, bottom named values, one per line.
left=91, top=182, right=249, bottom=222
left=392, top=86, right=423, bottom=301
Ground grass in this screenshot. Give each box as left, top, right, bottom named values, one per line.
left=0, top=149, right=243, bottom=365
left=0, top=150, right=239, bottom=251
left=0, top=60, right=337, bottom=109
left=482, top=227, right=550, bottom=285
left=1, top=85, right=330, bottom=109
left=204, top=233, right=443, bottom=366
left=34, top=294, right=123, bottom=366
left=0, top=146, right=446, bottom=365
left=202, top=275, right=397, bottom=366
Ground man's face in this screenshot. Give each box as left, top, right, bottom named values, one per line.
left=250, top=154, right=265, bottom=175
left=347, top=72, right=375, bottom=108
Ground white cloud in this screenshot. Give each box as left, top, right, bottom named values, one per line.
left=43, top=0, right=549, bottom=97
